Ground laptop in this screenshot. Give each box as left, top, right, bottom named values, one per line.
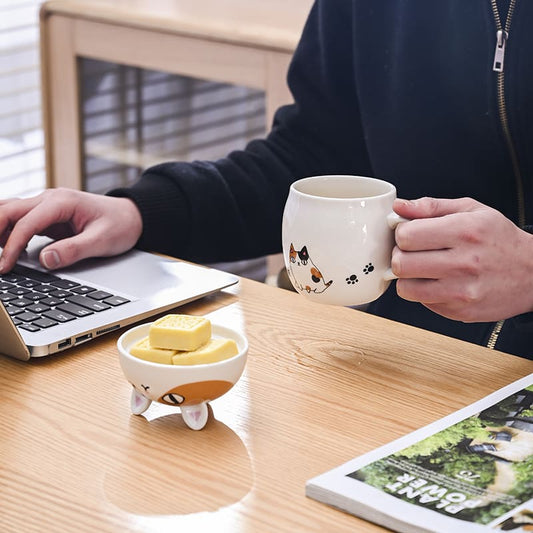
left=0, top=236, right=238, bottom=360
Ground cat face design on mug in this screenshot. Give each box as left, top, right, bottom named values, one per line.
left=287, top=243, right=333, bottom=294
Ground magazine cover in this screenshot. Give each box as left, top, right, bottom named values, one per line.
left=306, top=373, right=533, bottom=532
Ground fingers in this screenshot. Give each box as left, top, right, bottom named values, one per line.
left=393, top=197, right=480, bottom=219
left=396, top=272, right=486, bottom=322
left=38, top=222, right=119, bottom=269
left=0, top=190, right=142, bottom=273
left=391, top=247, right=465, bottom=279
left=396, top=279, right=484, bottom=322
left=0, top=198, right=43, bottom=271
left=391, top=225, right=491, bottom=280
left=0, top=196, right=74, bottom=271
left=39, top=237, right=92, bottom=269
left=37, top=198, right=143, bottom=269
left=390, top=197, right=533, bottom=322
left=396, top=277, right=478, bottom=305
left=392, top=198, right=489, bottom=252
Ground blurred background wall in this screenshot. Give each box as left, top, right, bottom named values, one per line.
left=1, top=0, right=272, bottom=280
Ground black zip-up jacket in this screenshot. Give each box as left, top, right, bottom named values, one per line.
left=109, top=0, right=533, bottom=359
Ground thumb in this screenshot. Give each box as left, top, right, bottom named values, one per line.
left=39, top=247, right=62, bottom=270
left=393, top=197, right=478, bottom=220
left=39, top=234, right=95, bottom=270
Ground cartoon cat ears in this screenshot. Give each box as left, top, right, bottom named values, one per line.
left=288, top=243, right=309, bottom=260
left=298, top=246, right=309, bottom=260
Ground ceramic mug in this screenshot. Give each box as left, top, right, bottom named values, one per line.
left=281, top=175, right=406, bottom=306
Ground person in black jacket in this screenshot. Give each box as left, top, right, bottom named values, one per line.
left=1, top=1, right=532, bottom=358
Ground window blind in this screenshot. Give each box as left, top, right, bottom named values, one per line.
left=80, top=59, right=266, bottom=194
left=0, top=0, right=45, bottom=199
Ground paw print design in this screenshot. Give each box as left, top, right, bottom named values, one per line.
left=346, top=274, right=358, bottom=285
left=363, top=263, right=375, bottom=275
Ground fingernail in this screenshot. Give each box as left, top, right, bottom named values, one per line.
left=0, top=257, right=4, bottom=273
left=41, top=250, right=60, bottom=269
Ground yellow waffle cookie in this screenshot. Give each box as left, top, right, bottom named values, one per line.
left=130, top=336, right=176, bottom=364
left=149, top=314, right=211, bottom=351
left=172, top=337, right=238, bottom=366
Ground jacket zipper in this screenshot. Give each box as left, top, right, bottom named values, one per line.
left=486, top=0, right=523, bottom=350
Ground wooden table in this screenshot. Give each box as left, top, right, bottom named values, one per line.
left=39, top=0, right=313, bottom=190
left=1, top=275, right=532, bottom=532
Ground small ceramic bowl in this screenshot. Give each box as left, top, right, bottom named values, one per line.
left=117, top=321, right=248, bottom=430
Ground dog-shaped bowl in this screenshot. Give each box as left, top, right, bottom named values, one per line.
left=117, top=322, right=248, bottom=430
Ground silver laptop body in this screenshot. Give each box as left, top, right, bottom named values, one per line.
left=0, top=237, right=238, bottom=360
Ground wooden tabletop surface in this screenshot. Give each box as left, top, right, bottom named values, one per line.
left=1, top=275, right=532, bottom=532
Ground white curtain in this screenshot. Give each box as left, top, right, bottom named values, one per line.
left=0, top=0, right=45, bottom=199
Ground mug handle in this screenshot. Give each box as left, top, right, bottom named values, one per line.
left=384, top=212, right=410, bottom=280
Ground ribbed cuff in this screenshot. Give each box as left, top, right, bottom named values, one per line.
left=106, top=173, right=190, bottom=256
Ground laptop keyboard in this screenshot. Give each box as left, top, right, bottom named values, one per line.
left=0, top=264, right=130, bottom=332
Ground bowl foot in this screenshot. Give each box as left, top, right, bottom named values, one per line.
left=181, top=402, right=209, bottom=430
left=130, top=388, right=152, bottom=415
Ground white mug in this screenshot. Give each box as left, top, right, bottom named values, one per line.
left=281, top=175, right=406, bottom=306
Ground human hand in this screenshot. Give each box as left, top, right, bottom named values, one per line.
left=391, top=197, right=533, bottom=322
left=0, top=188, right=142, bottom=272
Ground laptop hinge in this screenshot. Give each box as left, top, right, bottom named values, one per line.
left=0, top=303, right=31, bottom=361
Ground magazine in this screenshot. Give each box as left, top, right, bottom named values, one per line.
left=306, top=373, right=533, bottom=532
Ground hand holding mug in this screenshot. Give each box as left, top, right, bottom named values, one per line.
left=390, top=196, right=533, bottom=323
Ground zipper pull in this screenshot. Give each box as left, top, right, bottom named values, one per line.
left=493, top=29, right=508, bottom=72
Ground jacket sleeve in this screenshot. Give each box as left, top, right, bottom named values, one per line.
left=107, top=0, right=372, bottom=264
